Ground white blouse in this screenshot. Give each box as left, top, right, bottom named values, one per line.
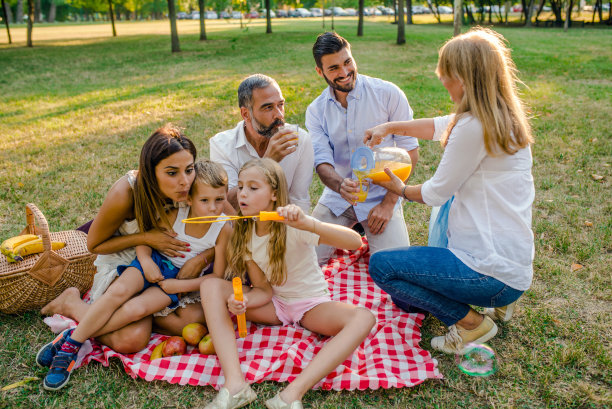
left=421, top=115, right=535, bottom=291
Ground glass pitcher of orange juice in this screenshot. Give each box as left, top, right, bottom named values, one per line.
left=368, top=147, right=412, bottom=183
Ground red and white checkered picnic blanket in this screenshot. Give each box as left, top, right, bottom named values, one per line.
left=45, top=239, right=441, bottom=390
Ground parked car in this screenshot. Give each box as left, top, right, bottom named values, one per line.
left=245, top=10, right=259, bottom=18
left=324, top=8, right=332, bottom=15
left=276, top=9, right=288, bottom=17
left=259, top=9, right=276, bottom=17
left=412, top=5, right=431, bottom=14
left=331, top=7, right=348, bottom=16
left=189, top=11, right=200, bottom=19
left=177, top=11, right=188, bottom=19
left=364, top=7, right=383, bottom=15
left=437, top=6, right=453, bottom=14
left=377, top=5, right=394, bottom=15
left=220, top=10, right=230, bottom=18
left=231, top=11, right=242, bottom=18
left=309, top=8, right=323, bottom=17
left=511, top=4, right=523, bottom=12
left=295, top=8, right=312, bottom=17
left=343, top=8, right=357, bottom=16
left=205, top=10, right=218, bottom=19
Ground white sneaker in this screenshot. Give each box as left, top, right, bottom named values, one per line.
left=265, top=393, right=303, bottom=409
left=204, top=384, right=257, bottom=409
left=431, top=315, right=498, bottom=354
left=484, top=300, right=518, bottom=322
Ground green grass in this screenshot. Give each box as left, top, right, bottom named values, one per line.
left=1, top=19, right=611, bottom=408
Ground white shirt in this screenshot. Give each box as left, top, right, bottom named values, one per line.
left=167, top=206, right=226, bottom=269
left=306, top=74, right=419, bottom=220
left=421, top=115, right=535, bottom=291
left=209, top=121, right=314, bottom=213
left=246, top=225, right=329, bottom=301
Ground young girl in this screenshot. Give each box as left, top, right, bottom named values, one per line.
left=364, top=28, right=534, bottom=354
left=38, top=159, right=233, bottom=391
left=200, top=158, right=376, bottom=409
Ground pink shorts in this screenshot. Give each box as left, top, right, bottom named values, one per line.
left=271, top=295, right=331, bottom=326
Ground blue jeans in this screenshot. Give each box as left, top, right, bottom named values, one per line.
left=369, top=247, right=523, bottom=326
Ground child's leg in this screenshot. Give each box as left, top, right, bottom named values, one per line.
left=279, top=302, right=375, bottom=403
left=91, top=287, right=172, bottom=337
left=154, top=303, right=205, bottom=336
left=69, top=267, right=145, bottom=344
left=200, top=278, right=273, bottom=395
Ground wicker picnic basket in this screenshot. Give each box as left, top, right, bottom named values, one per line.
left=0, top=203, right=96, bottom=314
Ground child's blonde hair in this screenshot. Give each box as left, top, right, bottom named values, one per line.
left=225, top=158, right=289, bottom=286
left=193, top=159, right=228, bottom=190
left=436, top=27, right=533, bottom=155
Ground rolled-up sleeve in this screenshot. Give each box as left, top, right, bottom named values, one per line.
left=421, top=116, right=487, bottom=206
left=387, top=83, right=419, bottom=152
left=288, top=128, right=314, bottom=213
left=306, top=103, right=335, bottom=168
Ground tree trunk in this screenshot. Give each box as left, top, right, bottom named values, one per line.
left=465, top=3, right=475, bottom=23
left=504, top=0, right=510, bottom=23
left=564, top=0, right=573, bottom=30
left=34, top=0, right=40, bottom=22
left=108, top=0, right=116, bottom=36
left=453, top=0, right=462, bottom=36
left=198, top=0, right=206, bottom=39
left=5, top=0, right=12, bottom=23
left=357, top=0, right=364, bottom=36
left=397, top=0, right=405, bottom=44
left=26, top=0, right=33, bottom=46
left=524, top=0, right=534, bottom=26
left=2, top=0, right=11, bottom=43
left=406, top=0, right=413, bottom=23
left=167, top=0, right=180, bottom=52
left=16, top=0, right=23, bottom=23
left=265, top=0, right=271, bottom=33
left=331, top=0, right=335, bottom=30
left=48, top=0, right=55, bottom=22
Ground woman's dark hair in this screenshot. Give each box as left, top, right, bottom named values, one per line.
left=312, top=32, right=350, bottom=69
left=134, top=124, right=197, bottom=232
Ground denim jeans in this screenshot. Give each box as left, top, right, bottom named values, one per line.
left=369, top=246, right=523, bottom=326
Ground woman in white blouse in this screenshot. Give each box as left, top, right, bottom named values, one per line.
left=364, top=28, right=535, bottom=354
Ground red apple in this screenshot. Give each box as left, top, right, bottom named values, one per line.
left=198, top=334, right=216, bottom=355
left=162, top=336, right=186, bottom=357
left=182, top=322, right=208, bottom=346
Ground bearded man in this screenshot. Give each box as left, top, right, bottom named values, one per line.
left=305, top=32, right=419, bottom=264
left=210, top=74, right=313, bottom=213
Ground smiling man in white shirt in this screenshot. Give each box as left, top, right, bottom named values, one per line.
left=210, top=74, right=314, bottom=213
left=306, top=32, right=419, bottom=264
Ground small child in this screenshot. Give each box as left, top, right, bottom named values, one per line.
left=38, top=159, right=232, bottom=391
left=200, top=158, right=376, bottom=409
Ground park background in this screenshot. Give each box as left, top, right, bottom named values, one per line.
left=1, top=11, right=611, bottom=409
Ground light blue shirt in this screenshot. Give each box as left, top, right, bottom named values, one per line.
left=305, top=74, right=419, bottom=220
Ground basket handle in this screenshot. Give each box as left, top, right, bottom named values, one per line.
left=25, top=203, right=52, bottom=253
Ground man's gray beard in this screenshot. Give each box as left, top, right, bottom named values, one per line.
left=253, top=117, right=284, bottom=139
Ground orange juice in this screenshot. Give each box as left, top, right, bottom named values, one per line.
left=353, top=170, right=369, bottom=202
left=367, top=161, right=412, bottom=182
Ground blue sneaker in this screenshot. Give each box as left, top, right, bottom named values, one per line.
left=43, top=351, right=77, bottom=391
left=36, top=329, right=73, bottom=368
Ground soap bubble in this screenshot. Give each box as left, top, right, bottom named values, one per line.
left=455, top=343, right=497, bottom=377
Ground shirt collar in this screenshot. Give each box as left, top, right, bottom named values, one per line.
left=234, top=120, right=248, bottom=149
left=325, top=74, right=363, bottom=104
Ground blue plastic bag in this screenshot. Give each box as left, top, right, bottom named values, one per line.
left=428, top=196, right=454, bottom=248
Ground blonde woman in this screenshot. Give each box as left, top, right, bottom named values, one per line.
left=364, top=27, right=535, bottom=354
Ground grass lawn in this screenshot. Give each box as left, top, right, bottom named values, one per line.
left=1, top=18, right=611, bottom=408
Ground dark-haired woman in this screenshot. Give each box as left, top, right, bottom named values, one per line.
left=38, top=125, right=214, bottom=388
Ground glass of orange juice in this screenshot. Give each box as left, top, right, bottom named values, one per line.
left=279, top=124, right=299, bottom=145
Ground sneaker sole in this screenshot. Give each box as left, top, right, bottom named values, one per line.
left=42, top=372, right=71, bottom=391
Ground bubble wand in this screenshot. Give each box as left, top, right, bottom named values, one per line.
left=232, top=277, right=248, bottom=338
left=183, top=211, right=285, bottom=224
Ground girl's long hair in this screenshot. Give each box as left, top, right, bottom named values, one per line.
left=225, top=158, right=289, bottom=286
left=436, top=27, right=533, bottom=155
left=133, top=124, right=197, bottom=233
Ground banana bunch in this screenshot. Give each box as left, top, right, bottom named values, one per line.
left=1, top=234, right=66, bottom=263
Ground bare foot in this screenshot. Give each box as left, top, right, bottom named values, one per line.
left=41, top=287, right=82, bottom=316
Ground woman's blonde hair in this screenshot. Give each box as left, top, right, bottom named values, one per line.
left=436, top=27, right=533, bottom=155
left=225, top=158, right=289, bottom=286
left=193, top=159, right=228, bottom=190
